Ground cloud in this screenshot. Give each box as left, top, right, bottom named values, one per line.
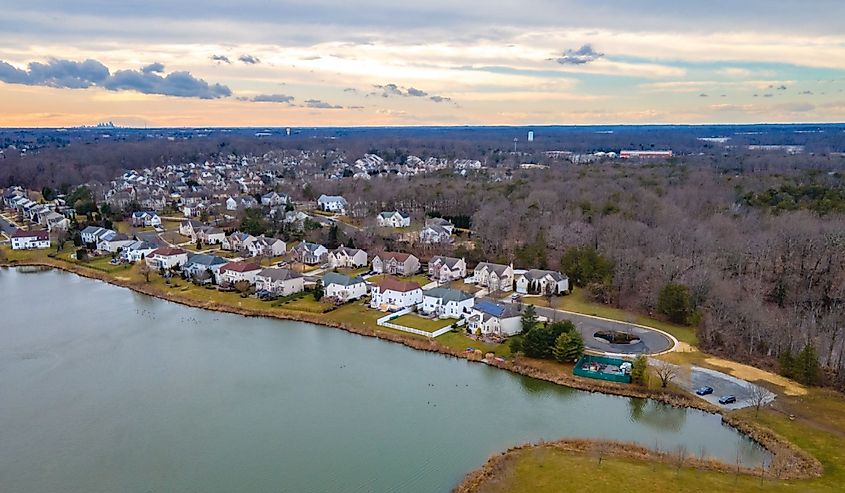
left=0, top=58, right=231, bottom=99
left=210, top=54, right=231, bottom=64
left=246, top=93, right=295, bottom=103
left=238, top=54, right=260, bottom=64
left=141, top=62, right=165, bottom=74
left=304, top=99, right=342, bottom=109
left=556, top=44, right=604, bottom=65
left=370, top=83, right=452, bottom=103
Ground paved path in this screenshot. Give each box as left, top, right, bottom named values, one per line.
left=655, top=360, right=777, bottom=410
left=507, top=302, right=677, bottom=355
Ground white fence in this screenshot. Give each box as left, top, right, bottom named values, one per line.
left=376, top=308, right=460, bottom=338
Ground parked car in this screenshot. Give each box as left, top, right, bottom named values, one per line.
left=718, top=395, right=737, bottom=405
left=695, top=386, right=714, bottom=396
left=256, top=289, right=278, bottom=301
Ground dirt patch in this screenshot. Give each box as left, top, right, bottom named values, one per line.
left=702, top=356, right=807, bottom=396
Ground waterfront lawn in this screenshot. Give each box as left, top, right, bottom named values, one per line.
left=278, top=294, right=333, bottom=313
left=471, top=386, right=845, bottom=493
left=326, top=302, right=384, bottom=330
left=436, top=331, right=511, bottom=358
left=526, top=289, right=698, bottom=346
left=390, top=314, right=456, bottom=333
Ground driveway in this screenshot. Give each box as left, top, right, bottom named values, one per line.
left=506, top=302, right=677, bottom=355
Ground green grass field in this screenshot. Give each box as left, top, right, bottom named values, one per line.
left=390, top=314, right=456, bottom=333
left=368, top=273, right=431, bottom=286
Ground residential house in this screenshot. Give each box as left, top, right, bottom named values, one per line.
left=198, top=227, right=226, bottom=245
left=96, top=231, right=134, bottom=253
left=323, top=272, right=367, bottom=302
left=43, top=211, right=70, bottom=232
left=255, top=268, right=304, bottom=296
left=120, top=240, right=158, bottom=262
left=376, top=210, right=410, bottom=228
left=284, top=210, right=308, bottom=229
left=10, top=229, right=50, bottom=250
left=369, top=277, right=423, bottom=310
left=179, top=219, right=203, bottom=238
left=130, top=211, right=161, bottom=227
left=183, top=254, right=228, bottom=283
left=80, top=226, right=115, bottom=246
left=261, top=191, right=289, bottom=207
left=146, top=247, right=189, bottom=270
left=317, top=194, right=348, bottom=214
left=515, top=269, right=570, bottom=295
left=218, top=261, right=262, bottom=285
left=225, top=196, right=238, bottom=211
left=327, top=246, right=368, bottom=269
left=291, top=241, right=329, bottom=265
left=428, top=256, right=466, bottom=282
left=464, top=299, right=522, bottom=336
left=473, top=262, right=514, bottom=292
left=419, top=218, right=454, bottom=244
left=243, top=235, right=286, bottom=258
left=421, top=287, right=474, bottom=319
left=222, top=231, right=257, bottom=252
left=371, top=252, right=420, bottom=276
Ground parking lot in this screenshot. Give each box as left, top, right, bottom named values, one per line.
left=667, top=363, right=776, bottom=410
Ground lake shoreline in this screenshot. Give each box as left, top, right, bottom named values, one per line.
left=0, top=259, right=822, bottom=481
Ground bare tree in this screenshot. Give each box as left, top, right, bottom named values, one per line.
left=591, top=441, right=610, bottom=467
left=748, top=384, right=770, bottom=417
left=138, top=262, right=152, bottom=283
left=655, top=360, right=678, bottom=388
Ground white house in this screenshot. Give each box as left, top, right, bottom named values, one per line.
left=464, top=299, right=522, bottom=336
left=222, top=231, right=257, bottom=252
left=327, top=246, right=368, bottom=269
left=317, top=194, right=348, bottom=214
left=291, top=241, right=329, bottom=265
left=96, top=231, right=134, bottom=253
left=419, top=217, right=455, bottom=244
left=323, top=272, right=368, bottom=302
left=10, top=229, right=50, bottom=250
left=371, top=252, right=420, bottom=276
left=261, top=191, right=289, bottom=207
left=225, top=196, right=238, bottom=211
left=218, top=261, right=262, bottom=285
left=145, top=247, right=189, bottom=270
left=473, top=262, right=514, bottom=292
left=130, top=211, right=161, bottom=227
left=421, top=287, right=474, bottom=319
left=515, top=269, right=570, bottom=295
left=428, top=256, right=466, bottom=282
left=120, top=240, right=158, bottom=262
left=80, top=226, right=115, bottom=246
left=244, top=235, right=286, bottom=257
left=376, top=210, right=411, bottom=228
left=183, top=254, right=228, bottom=282
left=369, top=277, right=423, bottom=310
left=254, top=268, right=304, bottom=295
left=179, top=219, right=203, bottom=238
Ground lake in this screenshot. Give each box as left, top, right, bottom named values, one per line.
left=0, top=268, right=768, bottom=492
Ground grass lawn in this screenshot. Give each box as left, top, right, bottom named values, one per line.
left=436, top=331, right=512, bottom=358
left=337, top=267, right=370, bottom=277
left=326, top=302, right=384, bottom=330
left=525, top=289, right=698, bottom=346
left=278, top=293, right=333, bottom=313
left=368, top=273, right=431, bottom=286
left=390, top=314, right=456, bottom=333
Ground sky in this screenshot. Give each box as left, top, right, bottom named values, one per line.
left=1, top=0, right=844, bottom=127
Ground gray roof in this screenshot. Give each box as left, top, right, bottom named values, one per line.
left=522, top=269, right=568, bottom=282
left=317, top=194, right=348, bottom=205
left=186, top=254, right=228, bottom=267
left=475, top=262, right=510, bottom=275
left=323, top=271, right=365, bottom=287
left=430, top=256, right=462, bottom=269
left=257, top=268, right=302, bottom=282
left=423, top=287, right=473, bottom=303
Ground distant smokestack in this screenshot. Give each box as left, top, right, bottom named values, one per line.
left=528, top=131, right=534, bottom=142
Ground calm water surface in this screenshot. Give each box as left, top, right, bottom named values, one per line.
left=0, top=268, right=768, bottom=493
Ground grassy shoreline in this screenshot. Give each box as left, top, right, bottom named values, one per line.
left=0, top=251, right=826, bottom=486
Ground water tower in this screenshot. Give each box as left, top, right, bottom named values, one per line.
left=527, top=130, right=534, bottom=142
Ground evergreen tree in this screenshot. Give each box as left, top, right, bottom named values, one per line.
left=560, top=245, right=613, bottom=287
left=631, top=355, right=649, bottom=385
left=520, top=304, right=538, bottom=334
left=314, top=279, right=324, bottom=301
left=657, top=283, right=693, bottom=324
left=552, top=330, right=585, bottom=363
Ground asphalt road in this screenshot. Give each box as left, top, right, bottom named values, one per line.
left=522, top=304, right=676, bottom=355
left=669, top=364, right=776, bottom=410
